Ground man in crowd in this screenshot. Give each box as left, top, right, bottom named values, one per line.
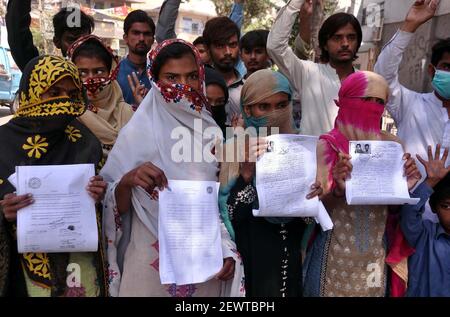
left=239, top=29, right=271, bottom=79
left=193, top=36, right=212, bottom=65
left=117, top=10, right=155, bottom=107
left=203, top=17, right=244, bottom=125
left=374, top=0, right=447, bottom=221
left=267, top=0, right=362, bottom=136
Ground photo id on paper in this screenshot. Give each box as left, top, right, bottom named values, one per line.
left=346, top=141, right=420, bottom=205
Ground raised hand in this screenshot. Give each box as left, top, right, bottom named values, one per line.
left=298, top=0, right=315, bottom=45
left=127, top=72, right=148, bottom=107
left=401, top=0, right=440, bottom=33
left=300, top=0, right=314, bottom=18
left=416, top=144, right=450, bottom=188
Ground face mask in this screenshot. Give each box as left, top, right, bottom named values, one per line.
left=244, top=115, right=269, bottom=136
left=157, top=80, right=206, bottom=113
left=334, top=97, right=384, bottom=135
left=83, top=76, right=112, bottom=97
left=211, top=105, right=227, bottom=126
left=432, top=68, right=450, bottom=100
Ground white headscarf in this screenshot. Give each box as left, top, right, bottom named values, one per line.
left=101, top=40, right=244, bottom=297
left=101, top=38, right=220, bottom=236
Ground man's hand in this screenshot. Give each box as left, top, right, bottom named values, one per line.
left=299, top=0, right=314, bottom=45
left=401, top=0, right=440, bottom=33
left=332, top=153, right=352, bottom=197
left=416, top=144, right=450, bottom=188
left=128, top=72, right=149, bottom=107
left=0, top=193, right=34, bottom=222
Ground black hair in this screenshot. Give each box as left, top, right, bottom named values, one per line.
left=124, top=10, right=155, bottom=35
left=430, top=173, right=450, bottom=212
left=72, top=39, right=112, bottom=71
left=205, top=65, right=229, bottom=104
left=53, top=7, right=95, bottom=41
left=240, top=30, right=269, bottom=51
left=151, top=43, right=195, bottom=81
left=203, top=17, right=240, bottom=47
left=431, top=38, right=450, bottom=66
left=318, top=12, right=362, bottom=63
left=193, top=36, right=207, bottom=47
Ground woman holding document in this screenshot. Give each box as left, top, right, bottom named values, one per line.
left=303, top=71, right=421, bottom=297
left=218, top=69, right=323, bottom=297
left=0, top=56, right=108, bottom=296
left=101, top=39, right=244, bottom=297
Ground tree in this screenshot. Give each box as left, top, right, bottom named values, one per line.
left=30, top=28, right=45, bottom=53
left=210, top=0, right=275, bottom=30
left=209, top=0, right=338, bottom=60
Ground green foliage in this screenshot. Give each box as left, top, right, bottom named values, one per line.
left=324, top=0, right=338, bottom=17
left=30, top=28, right=45, bottom=53
left=210, top=0, right=275, bottom=30
left=209, top=0, right=338, bottom=50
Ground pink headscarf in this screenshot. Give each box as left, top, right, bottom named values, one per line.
left=316, top=71, right=415, bottom=297
left=318, top=71, right=388, bottom=192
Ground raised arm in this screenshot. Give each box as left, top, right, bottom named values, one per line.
left=155, top=0, right=181, bottom=43
left=229, top=0, right=244, bottom=30
left=5, top=0, right=39, bottom=71
left=374, top=0, right=439, bottom=124
left=294, top=0, right=314, bottom=60
left=267, top=0, right=308, bottom=92
left=400, top=182, right=430, bottom=247
left=402, top=144, right=450, bottom=247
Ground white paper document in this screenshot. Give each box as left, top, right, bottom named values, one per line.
left=158, top=180, right=223, bottom=285
left=16, top=164, right=99, bottom=253
left=346, top=141, right=420, bottom=205
left=254, top=134, right=333, bottom=231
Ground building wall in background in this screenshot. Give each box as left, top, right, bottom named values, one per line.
left=359, top=0, right=450, bottom=93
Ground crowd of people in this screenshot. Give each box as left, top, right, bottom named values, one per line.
left=0, top=0, right=449, bottom=297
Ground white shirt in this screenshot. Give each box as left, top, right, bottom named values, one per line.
left=226, top=76, right=245, bottom=125
left=267, top=0, right=341, bottom=136
left=375, top=30, right=448, bottom=182
left=374, top=30, right=446, bottom=222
